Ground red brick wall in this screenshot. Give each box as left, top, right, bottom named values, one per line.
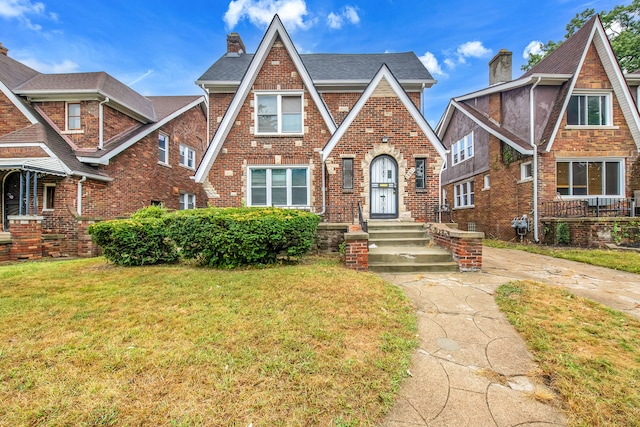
left=0, top=91, right=31, bottom=135
left=103, top=105, right=139, bottom=141
left=0, top=146, right=49, bottom=158
left=209, top=92, right=235, bottom=137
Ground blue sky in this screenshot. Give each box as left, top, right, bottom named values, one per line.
left=0, top=0, right=627, bottom=125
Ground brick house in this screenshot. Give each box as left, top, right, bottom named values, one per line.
left=0, top=43, right=208, bottom=259
left=194, top=15, right=446, bottom=223
left=435, top=15, right=640, bottom=243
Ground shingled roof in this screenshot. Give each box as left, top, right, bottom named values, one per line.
left=0, top=53, right=39, bottom=90
left=197, top=52, right=435, bottom=86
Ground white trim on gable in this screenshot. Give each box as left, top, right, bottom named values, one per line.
left=76, top=96, right=206, bottom=165
left=544, top=17, right=640, bottom=152
left=321, top=64, right=446, bottom=163
left=194, top=14, right=337, bottom=183
left=0, top=80, right=39, bottom=125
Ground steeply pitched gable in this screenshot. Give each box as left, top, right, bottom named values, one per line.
left=322, top=64, right=446, bottom=162
left=194, top=15, right=337, bottom=183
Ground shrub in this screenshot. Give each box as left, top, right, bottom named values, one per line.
left=88, top=216, right=178, bottom=266
left=556, top=222, right=570, bottom=245
left=168, top=207, right=321, bottom=268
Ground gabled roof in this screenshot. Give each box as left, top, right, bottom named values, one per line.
left=322, top=64, right=446, bottom=162
left=197, top=52, right=435, bottom=89
left=14, top=71, right=157, bottom=122
left=77, top=95, right=205, bottom=165
left=0, top=52, right=39, bottom=90
left=194, top=14, right=337, bottom=183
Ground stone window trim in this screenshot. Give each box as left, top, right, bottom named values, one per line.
left=43, top=183, right=56, bottom=211
left=254, top=92, right=304, bottom=136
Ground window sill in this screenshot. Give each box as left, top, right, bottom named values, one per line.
left=158, top=161, right=171, bottom=168
left=453, top=205, right=475, bottom=210
left=481, top=187, right=490, bottom=191
left=179, top=164, right=196, bottom=171
left=564, top=125, right=619, bottom=130
left=61, top=129, right=84, bottom=135
left=254, top=133, right=304, bottom=138
left=342, top=189, right=354, bottom=194
left=518, top=177, right=533, bottom=184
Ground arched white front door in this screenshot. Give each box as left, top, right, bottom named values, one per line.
left=370, top=155, right=398, bottom=219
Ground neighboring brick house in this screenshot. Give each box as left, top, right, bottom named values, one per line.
left=194, top=15, right=446, bottom=222
left=436, top=16, right=640, bottom=242
left=0, top=43, right=208, bottom=259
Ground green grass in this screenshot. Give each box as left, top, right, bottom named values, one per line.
left=484, top=239, right=640, bottom=274
left=496, top=280, right=640, bottom=426
left=0, top=257, right=417, bottom=426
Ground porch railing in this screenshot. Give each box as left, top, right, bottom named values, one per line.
left=357, top=202, right=368, bottom=232
left=541, top=197, right=637, bottom=218
left=430, top=202, right=454, bottom=223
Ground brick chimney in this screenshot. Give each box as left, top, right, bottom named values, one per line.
left=226, top=33, right=246, bottom=55
left=489, top=49, right=512, bottom=85
left=0, top=42, right=8, bottom=56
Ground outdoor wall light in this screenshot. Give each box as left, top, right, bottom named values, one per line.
left=381, top=136, right=389, bottom=143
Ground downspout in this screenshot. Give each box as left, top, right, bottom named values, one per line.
left=98, top=97, right=110, bottom=149
left=318, top=151, right=326, bottom=215
left=420, top=83, right=426, bottom=115
left=77, top=176, right=87, bottom=216
left=530, top=77, right=542, bottom=242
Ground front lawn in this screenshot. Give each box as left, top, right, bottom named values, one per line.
left=0, top=257, right=416, bottom=426
left=496, top=280, right=640, bottom=426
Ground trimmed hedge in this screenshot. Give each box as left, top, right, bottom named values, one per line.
left=89, top=206, right=321, bottom=268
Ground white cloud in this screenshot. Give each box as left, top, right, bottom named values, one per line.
left=456, top=41, right=491, bottom=62
left=444, top=58, right=456, bottom=69
left=327, top=5, right=359, bottom=29
left=0, top=0, right=56, bottom=30
left=419, top=51, right=447, bottom=77
left=223, top=0, right=312, bottom=32
left=19, top=57, right=78, bottom=73
left=523, top=40, right=543, bottom=59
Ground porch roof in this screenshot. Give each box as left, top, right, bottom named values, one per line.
left=0, top=157, right=67, bottom=176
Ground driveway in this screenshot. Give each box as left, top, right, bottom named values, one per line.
left=379, top=246, right=640, bottom=426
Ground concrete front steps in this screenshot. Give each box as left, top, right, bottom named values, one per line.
left=367, top=221, right=458, bottom=273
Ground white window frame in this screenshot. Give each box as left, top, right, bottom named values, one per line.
left=556, top=158, right=624, bottom=198
left=566, top=92, right=613, bottom=127
left=179, top=193, right=196, bottom=210
left=158, top=132, right=169, bottom=165
left=454, top=180, right=475, bottom=208
left=66, top=102, right=81, bottom=131
left=43, top=183, right=56, bottom=211
left=254, top=92, right=304, bottom=135
left=520, top=162, right=533, bottom=182
left=451, top=132, right=474, bottom=166
left=247, top=166, right=310, bottom=207
left=179, top=144, right=196, bottom=169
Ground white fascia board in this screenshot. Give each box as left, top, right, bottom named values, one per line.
left=435, top=101, right=455, bottom=137
left=194, top=15, right=337, bottom=183
left=452, top=101, right=533, bottom=155
left=321, top=65, right=446, bottom=163
left=0, top=81, right=39, bottom=124
left=77, top=96, right=206, bottom=165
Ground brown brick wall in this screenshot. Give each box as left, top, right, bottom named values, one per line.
left=208, top=92, right=235, bottom=138
left=0, top=146, right=49, bottom=158
left=103, top=105, right=139, bottom=142
left=0, top=91, right=31, bottom=135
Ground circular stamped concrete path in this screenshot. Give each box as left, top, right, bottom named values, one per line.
left=379, top=246, right=640, bottom=427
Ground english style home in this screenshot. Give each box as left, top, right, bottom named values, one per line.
left=436, top=15, right=640, bottom=244
left=0, top=43, right=207, bottom=260
left=193, top=15, right=446, bottom=223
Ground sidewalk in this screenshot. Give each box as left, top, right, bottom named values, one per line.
left=379, top=246, right=640, bottom=426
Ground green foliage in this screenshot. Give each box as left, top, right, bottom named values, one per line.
left=168, top=207, right=321, bottom=268
left=556, top=222, right=571, bottom=245
left=130, top=204, right=168, bottom=219
left=88, top=216, right=178, bottom=266
left=612, top=219, right=640, bottom=245
left=522, top=0, right=640, bottom=72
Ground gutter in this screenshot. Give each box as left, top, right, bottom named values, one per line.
left=530, top=76, right=542, bottom=242
left=200, top=84, right=210, bottom=144
left=318, top=151, right=326, bottom=215
left=77, top=175, right=87, bottom=216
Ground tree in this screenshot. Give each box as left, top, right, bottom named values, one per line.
left=522, top=0, right=640, bottom=72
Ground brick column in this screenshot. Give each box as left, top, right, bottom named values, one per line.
left=77, top=218, right=101, bottom=257
left=344, top=224, right=369, bottom=271
left=8, top=215, right=43, bottom=260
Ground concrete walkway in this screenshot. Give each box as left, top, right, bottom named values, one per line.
left=379, top=246, right=640, bottom=427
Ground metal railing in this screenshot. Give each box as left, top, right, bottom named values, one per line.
left=430, top=202, right=454, bottom=223
left=541, top=197, right=637, bottom=218
left=357, top=202, right=368, bottom=232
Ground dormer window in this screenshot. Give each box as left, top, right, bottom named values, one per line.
left=66, top=103, right=81, bottom=130
left=567, top=93, right=611, bottom=126
left=255, top=93, right=303, bottom=135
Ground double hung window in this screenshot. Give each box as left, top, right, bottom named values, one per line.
left=67, top=103, right=81, bottom=130
left=180, top=145, right=196, bottom=169
left=454, top=180, right=474, bottom=208
left=256, top=93, right=303, bottom=134
left=452, top=133, right=473, bottom=165
left=158, top=133, right=169, bottom=164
